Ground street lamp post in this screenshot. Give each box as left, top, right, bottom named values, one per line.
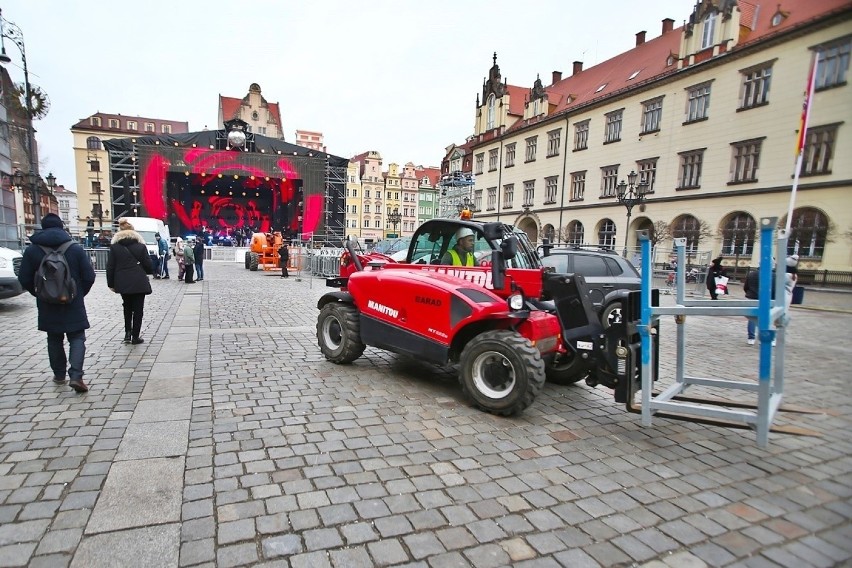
left=615, top=170, right=649, bottom=257
left=0, top=9, right=40, bottom=222
left=456, top=196, right=471, bottom=218
left=387, top=207, right=401, bottom=237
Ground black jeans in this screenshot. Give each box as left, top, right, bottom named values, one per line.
left=122, top=293, right=146, bottom=339
left=185, top=264, right=195, bottom=283
left=47, top=330, right=86, bottom=381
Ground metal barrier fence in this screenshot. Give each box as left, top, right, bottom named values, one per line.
left=309, top=248, right=344, bottom=278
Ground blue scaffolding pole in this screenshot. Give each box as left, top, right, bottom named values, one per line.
left=638, top=217, right=789, bottom=447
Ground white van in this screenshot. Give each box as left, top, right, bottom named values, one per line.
left=0, top=246, right=24, bottom=299
left=123, top=217, right=171, bottom=260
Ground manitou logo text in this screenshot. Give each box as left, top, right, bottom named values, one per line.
left=423, top=267, right=493, bottom=288
left=367, top=300, right=398, bottom=318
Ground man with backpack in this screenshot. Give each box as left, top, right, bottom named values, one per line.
left=17, top=213, right=96, bottom=393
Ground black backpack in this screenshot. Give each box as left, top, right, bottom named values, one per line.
left=35, top=242, right=78, bottom=304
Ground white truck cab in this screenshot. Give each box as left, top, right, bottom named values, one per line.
left=123, top=217, right=170, bottom=260
left=0, top=246, right=24, bottom=299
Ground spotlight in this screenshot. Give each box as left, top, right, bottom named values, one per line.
left=228, top=191, right=233, bottom=195
left=209, top=145, right=214, bottom=149
left=250, top=175, right=255, bottom=180
left=174, top=142, right=179, bottom=146
left=233, top=175, right=239, bottom=179
left=218, top=173, right=223, bottom=178
left=192, top=143, right=197, bottom=147
left=255, top=192, right=259, bottom=197
left=185, top=171, right=190, bottom=176
left=265, top=177, right=270, bottom=181
left=260, top=149, right=265, bottom=153
left=201, top=189, right=205, bottom=194
left=277, top=150, right=281, bottom=155
left=215, top=190, right=219, bottom=195
left=155, top=141, right=160, bottom=145
left=242, top=192, right=246, bottom=196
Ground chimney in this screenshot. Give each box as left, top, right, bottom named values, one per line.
left=572, top=61, right=583, bottom=75
left=636, top=31, right=646, bottom=46
left=662, top=18, right=674, bottom=34
left=551, top=70, right=562, bottom=84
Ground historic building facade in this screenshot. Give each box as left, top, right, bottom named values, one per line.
left=218, top=84, right=284, bottom=139
left=462, top=0, right=851, bottom=272
left=70, top=113, right=189, bottom=232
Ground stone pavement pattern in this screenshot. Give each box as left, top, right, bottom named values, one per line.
left=0, top=262, right=850, bottom=567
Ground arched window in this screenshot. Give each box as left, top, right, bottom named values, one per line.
left=671, top=214, right=704, bottom=255
left=86, top=136, right=102, bottom=151
left=721, top=212, right=756, bottom=257
left=566, top=220, right=584, bottom=245
left=598, top=219, right=617, bottom=249
left=787, top=207, right=828, bottom=258
left=486, top=94, right=496, bottom=130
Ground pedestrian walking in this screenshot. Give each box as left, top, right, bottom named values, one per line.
left=183, top=237, right=196, bottom=284
left=279, top=241, right=290, bottom=278
left=194, top=236, right=205, bottom=281
left=173, top=237, right=186, bottom=281
left=17, top=213, right=96, bottom=392
left=156, top=233, right=170, bottom=279
left=107, top=219, right=154, bottom=345
left=706, top=255, right=726, bottom=300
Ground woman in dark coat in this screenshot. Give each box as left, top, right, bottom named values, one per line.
left=706, top=255, right=726, bottom=300
left=106, top=219, right=153, bottom=344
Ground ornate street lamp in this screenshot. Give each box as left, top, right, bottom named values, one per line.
left=456, top=196, right=471, bottom=218
left=616, top=170, right=649, bottom=257
left=46, top=172, right=55, bottom=193
left=0, top=9, right=41, bottom=221
left=387, top=207, right=401, bottom=237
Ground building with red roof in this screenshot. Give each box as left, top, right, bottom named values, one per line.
left=454, top=0, right=851, bottom=273
left=218, top=83, right=284, bottom=140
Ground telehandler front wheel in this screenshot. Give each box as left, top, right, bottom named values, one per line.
left=244, top=251, right=251, bottom=269
left=317, top=303, right=366, bottom=364
left=249, top=252, right=259, bottom=271
left=459, top=330, right=545, bottom=416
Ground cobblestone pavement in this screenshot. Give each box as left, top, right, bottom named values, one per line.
left=0, top=262, right=850, bottom=568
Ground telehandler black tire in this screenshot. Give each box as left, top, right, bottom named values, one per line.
left=545, top=351, right=588, bottom=385
left=249, top=252, right=259, bottom=271
left=459, top=330, right=545, bottom=416
left=317, top=303, right=366, bottom=364
left=244, top=251, right=251, bottom=269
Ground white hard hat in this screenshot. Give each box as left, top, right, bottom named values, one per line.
left=455, top=227, right=474, bottom=240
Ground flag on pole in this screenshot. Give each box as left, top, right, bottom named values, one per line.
left=786, top=53, right=820, bottom=234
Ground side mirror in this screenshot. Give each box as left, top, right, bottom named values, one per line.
left=500, top=236, right=518, bottom=261
left=482, top=222, right=503, bottom=241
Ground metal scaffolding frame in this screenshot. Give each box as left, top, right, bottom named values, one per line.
left=636, top=217, right=791, bottom=447
left=323, top=157, right=346, bottom=245
left=107, top=146, right=139, bottom=221
left=436, top=172, right=475, bottom=218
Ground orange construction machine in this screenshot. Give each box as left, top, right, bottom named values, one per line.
left=244, top=232, right=284, bottom=271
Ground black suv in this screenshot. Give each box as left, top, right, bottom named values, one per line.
left=540, top=245, right=641, bottom=328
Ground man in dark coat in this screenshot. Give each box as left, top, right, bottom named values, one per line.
left=193, top=237, right=205, bottom=281
left=18, top=213, right=96, bottom=392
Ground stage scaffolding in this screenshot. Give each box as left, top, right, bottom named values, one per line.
left=323, top=157, right=346, bottom=245
left=108, top=146, right=139, bottom=222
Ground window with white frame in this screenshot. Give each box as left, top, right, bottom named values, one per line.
left=90, top=116, right=101, bottom=127
left=574, top=120, right=589, bottom=150
left=108, top=119, right=119, bottom=128
left=815, top=38, right=850, bottom=90
left=351, top=205, right=358, bottom=214
left=503, top=184, right=514, bottom=209
left=570, top=171, right=586, bottom=201
left=364, top=204, right=370, bottom=214
left=739, top=62, right=773, bottom=109
left=505, top=143, right=516, bottom=167
left=363, top=219, right=370, bottom=228
left=486, top=187, right=497, bottom=210
left=598, top=219, right=617, bottom=248
left=474, top=189, right=483, bottom=211
left=91, top=181, right=102, bottom=195
left=475, top=153, right=484, bottom=175
left=145, top=122, right=155, bottom=132
left=637, top=158, right=657, bottom=193
left=86, top=136, right=101, bottom=150
left=375, top=220, right=381, bottom=229
left=488, top=149, right=498, bottom=171
left=787, top=207, right=827, bottom=258
left=522, top=180, right=534, bottom=207
left=685, top=82, right=712, bottom=122
left=351, top=188, right=357, bottom=198
left=730, top=138, right=763, bottom=183
left=600, top=165, right=619, bottom=197
left=701, top=12, right=716, bottom=49
left=525, top=137, right=538, bottom=162
left=127, top=121, right=137, bottom=130
left=678, top=149, right=704, bottom=189
left=802, top=124, right=839, bottom=176
left=567, top=220, right=584, bottom=245
left=547, top=129, right=561, bottom=157
left=544, top=176, right=558, bottom=203
left=604, top=110, right=623, bottom=143
left=641, top=97, right=663, bottom=134
left=486, top=94, right=496, bottom=130
left=721, top=212, right=756, bottom=256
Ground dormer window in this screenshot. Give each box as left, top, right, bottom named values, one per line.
left=771, top=11, right=786, bottom=26
left=701, top=13, right=716, bottom=49
left=90, top=116, right=101, bottom=127
left=667, top=54, right=675, bottom=66
left=533, top=99, right=540, bottom=116
left=486, top=94, right=496, bottom=130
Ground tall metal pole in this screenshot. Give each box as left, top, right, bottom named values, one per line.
left=0, top=10, right=40, bottom=222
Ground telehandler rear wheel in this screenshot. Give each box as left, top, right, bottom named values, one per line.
left=459, top=330, right=545, bottom=416
left=317, top=303, right=366, bottom=364
left=249, top=252, right=259, bottom=271
left=244, top=251, right=251, bottom=269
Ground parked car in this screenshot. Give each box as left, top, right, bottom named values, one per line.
left=0, top=246, right=24, bottom=300
left=540, top=245, right=641, bottom=328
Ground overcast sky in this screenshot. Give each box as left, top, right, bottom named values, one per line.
left=4, top=0, right=691, bottom=191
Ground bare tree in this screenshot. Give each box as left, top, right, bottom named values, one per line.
left=672, top=217, right=714, bottom=266
left=650, top=220, right=672, bottom=248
